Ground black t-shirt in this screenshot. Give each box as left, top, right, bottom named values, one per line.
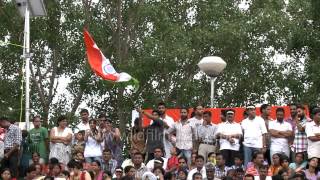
left=145, top=119, right=164, bottom=153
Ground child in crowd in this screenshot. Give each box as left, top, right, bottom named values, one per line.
left=167, top=146, right=180, bottom=172
left=232, top=155, right=244, bottom=170
left=207, top=152, right=216, bottom=166
left=72, top=130, right=85, bottom=159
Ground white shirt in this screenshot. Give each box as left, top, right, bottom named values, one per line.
left=84, top=135, right=102, bottom=158
left=217, top=121, right=242, bottom=151
left=168, top=120, right=193, bottom=150
left=305, top=121, right=320, bottom=158
left=162, top=115, right=175, bottom=158
left=269, top=120, right=292, bottom=150
left=188, top=117, right=204, bottom=128
left=146, top=157, right=168, bottom=171
left=187, top=166, right=207, bottom=180
left=75, top=121, right=90, bottom=133
left=241, top=116, right=267, bottom=148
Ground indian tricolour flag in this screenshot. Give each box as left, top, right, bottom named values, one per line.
left=83, top=29, right=138, bottom=86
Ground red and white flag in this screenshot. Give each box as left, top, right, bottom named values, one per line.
left=83, top=29, right=132, bottom=82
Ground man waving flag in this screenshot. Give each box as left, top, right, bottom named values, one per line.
left=83, top=29, right=136, bottom=83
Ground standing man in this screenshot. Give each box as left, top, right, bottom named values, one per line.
left=168, top=107, right=194, bottom=164
left=75, top=109, right=90, bottom=133
left=286, top=103, right=298, bottom=161
left=305, top=108, right=320, bottom=159
left=241, top=105, right=268, bottom=167
left=0, top=117, right=22, bottom=178
left=216, top=110, right=242, bottom=166
left=197, top=111, right=218, bottom=162
left=269, top=108, right=293, bottom=160
left=260, top=104, right=273, bottom=164
left=189, top=105, right=204, bottom=151
left=292, top=104, right=311, bottom=160
left=157, top=102, right=175, bottom=158
left=28, top=115, right=49, bottom=163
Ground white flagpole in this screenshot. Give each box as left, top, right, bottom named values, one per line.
left=23, top=2, right=30, bottom=130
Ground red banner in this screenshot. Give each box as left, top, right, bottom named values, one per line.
left=142, top=106, right=309, bottom=126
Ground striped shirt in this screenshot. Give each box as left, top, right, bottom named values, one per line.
left=197, top=123, right=218, bottom=144
left=293, top=117, right=311, bottom=153
left=4, top=124, right=22, bottom=149
left=214, top=165, right=232, bottom=179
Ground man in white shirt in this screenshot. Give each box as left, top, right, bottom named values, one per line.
left=305, top=108, right=320, bottom=159
left=75, top=109, right=90, bottom=133
left=157, top=102, right=175, bottom=158
left=241, top=105, right=268, bottom=167
left=168, top=107, right=194, bottom=164
left=187, top=155, right=207, bottom=180
left=216, top=110, right=242, bottom=166
left=146, top=147, right=168, bottom=171
left=188, top=105, right=204, bottom=151
left=269, top=107, right=293, bottom=161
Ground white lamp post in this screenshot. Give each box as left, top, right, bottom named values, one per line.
left=14, top=0, right=47, bottom=130
left=198, top=56, right=227, bottom=108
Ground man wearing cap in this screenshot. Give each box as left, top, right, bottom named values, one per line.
left=205, top=162, right=220, bottom=180
left=216, top=109, right=242, bottom=167
left=146, top=147, right=168, bottom=171
left=241, top=105, right=268, bottom=167
left=305, top=108, right=320, bottom=159
left=197, top=111, right=218, bottom=163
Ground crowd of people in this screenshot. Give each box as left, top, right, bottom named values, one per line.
left=0, top=102, right=320, bottom=180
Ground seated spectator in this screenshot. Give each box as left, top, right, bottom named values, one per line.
left=91, top=160, right=104, bottom=180
left=189, top=152, right=197, bottom=170
left=67, top=160, right=91, bottom=180
left=277, top=169, right=290, bottom=180
left=132, top=152, right=148, bottom=179
left=279, top=155, right=290, bottom=173
left=101, top=149, right=118, bottom=175
left=51, top=163, right=64, bottom=178
left=243, top=174, right=254, bottom=180
left=152, top=167, right=165, bottom=180
left=141, top=172, right=157, bottom=180
left=235, top=168, right=244, bottom=179
left=113, top=167, right=124, bottom=180
left=187, top=155, right=206, bottom=180
left=256, top=165, right=272, bottom=180
left=289, top=152, right=307, bottom=173
left=123, top=165, right=136, bottom=179
left=246, top=152, right=272, bottom=177
left=146, top=147, right=168, bottom=171
left=291, top=172, right=306, bottom=180
left=25, top=165, right=38, bottom=180
left=167, top=146, right=180, bottom=172
left=29, top=152, right=45, bottom=166
left=177, top=168, right=188, bottom=180
left=269, top=153, right=282, bottom=175
left=192, top=172, right=202, bottom=180
left=121, top=148, right=143, bottom=169
left=204, top=163, right=216, bottom=180
left=226, top=169, right=236, bottom=179
left=303, top=157, right=320, bottom=180
left=176, top=157, right=189, bottom=174
left=207, top=152, right=216, bottom=166
left=214, top=153, right=231, bottom=179
left=0, top=168, right=15, bottom=180
left=71, top=130, right=85, bottom=159
left=231, top=154, right=244, bottom=170
left=32, top=163, right=43, bottom=176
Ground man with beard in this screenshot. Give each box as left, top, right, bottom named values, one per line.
left=260, top=104, right=273, bottom=164
left=246, top=152, right=272, bottom=176
left=189, top=105, right=204, bottom=150
left=168, top=107, right=194, bottom=164
left=269, top=108, right=293, bottom=160
left=292, top=104, right=311, bottom=160
left=157, top=102, right=175, bottom=159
